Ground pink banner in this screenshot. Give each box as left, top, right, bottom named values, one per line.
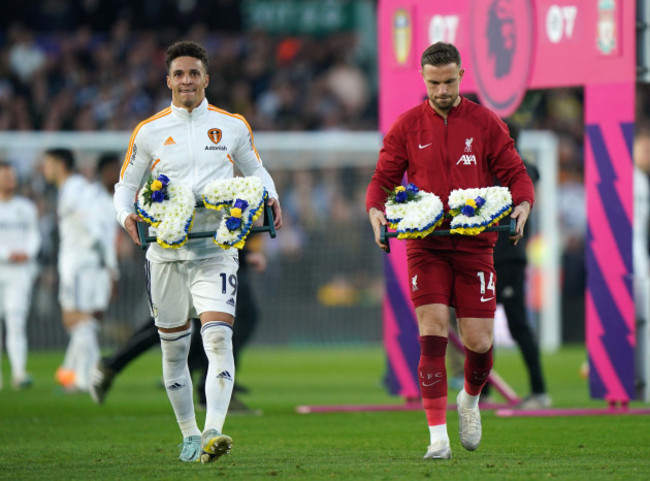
left=379, top=0, right=635, bottom=120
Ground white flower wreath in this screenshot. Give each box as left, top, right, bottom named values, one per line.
left=384, top=183, right=444, bottom=239
left=136, top=174, right=195, bottom=248
left=448, top=186, right=512, bottom=235
left=203, top=176, right=268, bottom=249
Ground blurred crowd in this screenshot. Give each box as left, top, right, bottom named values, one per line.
left=0, top=1, right=377, bottom=132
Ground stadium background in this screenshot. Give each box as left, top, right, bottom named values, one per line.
left=0, top=0, right=648, bottom=353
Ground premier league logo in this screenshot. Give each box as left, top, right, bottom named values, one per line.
left=470, top=0, right=533, bottom=117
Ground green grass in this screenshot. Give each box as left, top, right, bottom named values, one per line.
left=1, top=345, right=649, bottom=480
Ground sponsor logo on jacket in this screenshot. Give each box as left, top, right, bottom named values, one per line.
left=457, top=154, right=477, bottom=165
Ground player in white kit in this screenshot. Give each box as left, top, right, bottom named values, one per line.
left=0, top=161, right=41, bottom=389
left=42, top=148, right=115, bottom=392
left=114, top=41, right=282, bottom=463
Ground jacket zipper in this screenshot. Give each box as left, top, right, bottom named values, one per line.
left=188, top=112, right=196, bottom=196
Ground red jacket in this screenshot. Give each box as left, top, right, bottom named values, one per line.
left=366, top=97, right=535, bottom=253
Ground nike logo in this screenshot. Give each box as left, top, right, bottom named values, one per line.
left=480, top=296, right=495, bottom=302
left=418, top=143, right=432, bottom=149
left=422, top=380, right=441, bottom=387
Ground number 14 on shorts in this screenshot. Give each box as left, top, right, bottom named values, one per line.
left=477, top=271, right=495, bottom=302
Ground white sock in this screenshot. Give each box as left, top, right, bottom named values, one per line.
left=201, top=322, right=235, bottom=434
left=62, top=326, right=80, bottom=371
left=458, top=388, right=480, bottom=409
left=72, top=319, right=100, bottom=390
left=428, top=424, right=449, bottom=444
left=160, top=327, right=200, bottom=438
left=5, top=312, right=28, bottom=380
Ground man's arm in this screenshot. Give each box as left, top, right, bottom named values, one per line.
left=488, top=116, right=535, bottom=209
left=366, top=123, right=409, bottom=213
left=232, top=117, right=282, bottom=230
left=114, top=129, right=151, bottom=245
left=18, top=200, right=41, bottom=262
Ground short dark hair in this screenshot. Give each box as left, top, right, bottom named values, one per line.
left=165, top=41, right=209, bottom=73
left=45, top=148, right=75, bottom=172
left=421, top=42, right=462, bottom=68
left=0, top=160, right=12, bottom=170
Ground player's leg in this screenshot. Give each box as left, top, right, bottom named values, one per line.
left=229, top=266, right=260, bottom=411
left=454, top=253, right=497, bottom=451
left=187, top=317, right=208, bottom=407
left=4, top=274, right=33, bottom=388
left=68, top=268, right=109, bottom=391
left=102, top=318, right=159, bottom=374
left=232, top=266, right=259, bottom=370
left=0, top=285, right=5, bottom=390
left=90, top=317, right=159, bottom=404
left=5, top=309, right=29, bottom=387
left=56, top=270, right=80, bottom=388
left=408, top=251, right=454, bottom=460
left=56, top=267, right=99, bottom=391
left=150, top=260, right=201, bottom=462
left=198, top=316, right=234, bottom=463
left=62, top=312, right=99, bottom=391
left=191, top=256, right=237, bottom=464
left=497, top=262, right=549, bottom=407
left=416, top=304, right=453, bottom=460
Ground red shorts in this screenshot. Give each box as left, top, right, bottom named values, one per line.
left=407, top=249, right=496, bottom=318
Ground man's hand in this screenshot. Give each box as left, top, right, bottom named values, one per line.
left=369, top=207, right=389, bottom=252
left=246, top=251, right=267, bottom=272
left=509, top=201, right=531, bottom=246
left=124, top=213, right=144, bottom=246
left=268, top=197, right=283, bottom=230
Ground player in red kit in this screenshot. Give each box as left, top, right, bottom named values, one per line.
left=366, top=42, right=534, bottom=460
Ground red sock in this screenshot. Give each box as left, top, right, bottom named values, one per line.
left=419, top=335, right=448, bottom=425
left=463, top=346, right=493, bottom=395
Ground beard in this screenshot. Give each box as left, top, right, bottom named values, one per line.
left=430, top=94, right=456, bottom=112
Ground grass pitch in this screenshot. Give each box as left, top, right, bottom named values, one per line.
left=1, top=345, right=649, bottom=480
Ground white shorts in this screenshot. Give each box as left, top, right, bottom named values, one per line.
left=146, top=256, right=238, bottom=329
left=0, top=266, right=36, bottom=317
left=58, top=265, right=111, bottom=313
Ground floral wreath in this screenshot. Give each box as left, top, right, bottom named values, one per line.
left=137, top=174, right=195, bottom=248
left=203, top=176, right=268, bottom=250
left=384, top=183, right=444, bottom=239
left=448, top=186, right=512, bottom=235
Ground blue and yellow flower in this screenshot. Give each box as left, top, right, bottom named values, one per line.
left=203, top=177, right=267, bottom=250
left=384, top=183, right=444, bottom=239
left=136, top=174, right=194, bottom=248
left=448, top=187, right=512, bottom=235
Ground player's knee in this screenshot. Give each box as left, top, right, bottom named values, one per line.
left=159, top=329, right=191, bottom=363
left=5, top=312, right=27, bottom=332
left=465, top=339, right=493, bottom=354
left=201, top=322, right=233, bottom=353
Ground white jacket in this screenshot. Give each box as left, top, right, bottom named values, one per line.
left=114, top=99, right=279, bottom=262
left=58, top=175, right=107, bottom=272
left=0, top=194, right=40, bottom=280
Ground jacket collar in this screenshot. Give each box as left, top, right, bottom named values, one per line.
left=425, top=95, right=465, bottom=118
left=171, top=98, right=208, bottom=120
